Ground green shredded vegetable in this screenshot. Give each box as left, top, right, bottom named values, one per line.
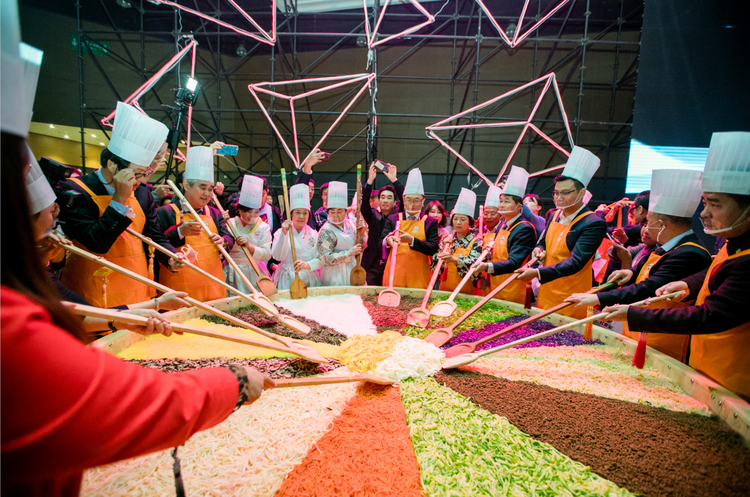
left=401, top=297, right=520, bottom=340
left=400, top=377, right=635, bottom=497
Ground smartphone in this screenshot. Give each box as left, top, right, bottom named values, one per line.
left=320, top=151, right=331, bottom=162
left=217, top=144, right=239, bottom=156
left=373, top=160, right=389, bottom=172
left=606, top=233, right=622, bottom=247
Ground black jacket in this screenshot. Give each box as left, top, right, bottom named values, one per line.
left=598, top=233, right=711, bottom=307
left=360, top=179, right=404, bottom=271
left=536, top=206, right=607, bottom=283
left=490, top=218, right=537, bottom=275
left=382, top=214, right=441, bottom=260
left=58, top=172, right=176, bottom=267
left=156, top=200, right=234, bottom=251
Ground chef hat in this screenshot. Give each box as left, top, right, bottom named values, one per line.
left=453, top=188, right=476, bottom=218
left=25, top=145, right=56, bottom=215
left=404, top=168, right=425, bottom=196
left=327, top=181, right=348, bottom=210
left=290, top=183, right=311, bottom=212
left=184, top=146, right=215, bottom=183
left=561, top=146, right=600, bottom=188
left=485, top=185, right=501, bottom=208
left=703, top=132, right=750, bottom=195
left=649, top=169, right=703, bottom=218
left=502, top=166, right=529, bottom=198
left=108, top=102, right=169, bottom=167
left=239, top=174, right=264, bottom=209
left=1, top=0, right=32, bottom=137
left=583, top=190, right=593, bottom=205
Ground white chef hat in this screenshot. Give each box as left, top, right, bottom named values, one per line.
left=290, top=183, right=311, bottom=212
left=108, top=102, right=169, bottom=167
left=453, top=188, right=476, bottom=219
left=561, top=146, right=600, bottom=188
left=502, top=166, right=529, bottom=198
left=239, top=174, right=264, bottom=209
left=1, top=0, right=34, bottom=137
left=703, top=132, right=750, bottom=195
left=583, top=190, right=593, bottom=205
left=184, top=146, right=215, bottom=183
left=25, top=145, right=56, bottom=215
left=649, top=169, right=703, bottom=218
left=404, top=168, right=425, bottom=196
left=485, top=185, right=501, bottom=208
left=327, top=181, right=348, bottom=210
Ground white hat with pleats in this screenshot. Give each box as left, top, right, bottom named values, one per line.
left=453, top=188, right=476, bottom=218
left=239, top=175, right=264, bottom=209
left=1, top=0, right=32, bottom=137
left=25, top=145, right=56, bottom=215
left=290, top=183, right=311, bottom=212
left=703, top=132, right=750, bottom=195
left=327, top=181, right=348, bottom=210
left=184, top=146, right=215, bottom=183
left=108, top=102, right=169, bottom=167
left=404, top=168, right=425, bottom=196
left=502, top=166, right=529, bottom=198
left=485, top=185, right=501, bottom=208
left=561, top=146, right=600, bottom=188
left=650, top=169, right=703, bottom=218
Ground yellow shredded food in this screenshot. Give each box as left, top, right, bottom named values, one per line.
left=117, top=318, right=340, bottom=361
left=338, top=330, right=404, bottom=373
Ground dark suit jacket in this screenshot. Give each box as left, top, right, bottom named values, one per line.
left=490, top=218, right=537, bottom=275
left=536, top=206, right=607, bottom=283
left=58, top=172, right=176, bottom=267
left=360, top=179, right=404, bottom=271
left=598, top=233, right=711, bottom=307
left=382, top=214, right=441, bottom=260
left=156, top=200, right=234, bottom=251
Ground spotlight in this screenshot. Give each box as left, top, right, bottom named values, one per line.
left=175, top=76, right=200, bottom=108
left=506, top=23, right=517, bottom=39
left=236, top=43, right=247, bottom=57
left=49, top=124, right=55, bottom=128
left=356, top=36, right=367, bottom=48
left=64, top=135, right=69, bottom=139
left=116, top=0, right=132, bottom=8
left=91, top=133, right=96, bottom=137
left=100, top=142, right=105, bottom=146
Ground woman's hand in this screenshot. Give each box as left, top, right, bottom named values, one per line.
left=243, top=367, right=276, bottom=405
left=350, top=244, right=363, bottom=257
left=281, top=219, right=292, bottom=235
left=209, top=233, right=226, bottom=247
left=115, top=309, right=180, bottom=337
left=222, top=211, right=230, bottom=221
left=157, top=291, right=190, bottom=311
left=236, top=235, right=249, bottom=247
left=294, top=260, right=311, bottom=272
left=438, top=251, right=456, bottom=264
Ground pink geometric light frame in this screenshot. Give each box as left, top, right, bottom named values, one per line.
left=150, top=0, right=276, bottom=46
left=363, top=0, right=436, bottom=48
left=248, top=73, right=376, bottom=169
left=475, top=0, right=572, bottom=47
left=426, top=72, right=574, bottom=186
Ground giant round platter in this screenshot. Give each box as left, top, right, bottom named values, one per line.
left=85, top=287, right=750, bottom=496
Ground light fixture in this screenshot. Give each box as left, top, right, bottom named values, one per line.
left=64, top=135, right=69, bottom=139
left=356, top=36, right=367, bottom=48
left=100, top=142, right=105, bottom=146
left=236, top=43, right=247, bottom=57
left=506, top=23, right=517, bottom=39
left=49, top=124, right=55, bottom=128
left=91, top=133, right=96, bottom=137
left=116, top=0, right=132, bottom=8
left=185, top=77, right=198, bottom=92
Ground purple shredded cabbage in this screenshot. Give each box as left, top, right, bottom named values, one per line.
left=443, top=315, right=603, bottom=351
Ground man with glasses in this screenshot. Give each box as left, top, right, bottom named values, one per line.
left=516, top=146, right=607, bottom=319
left=59, top=102, right=180, bottom=308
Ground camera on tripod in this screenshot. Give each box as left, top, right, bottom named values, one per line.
left=174, top=77, right=200, bottom=109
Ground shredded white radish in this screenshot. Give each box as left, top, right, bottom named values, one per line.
left=276, top=294, right=377, bottom=337
left=81, top=368, right=361, bottom=497
left=373, top=337, right=445, bottom=382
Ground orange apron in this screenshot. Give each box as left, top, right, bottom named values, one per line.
left=159, top=204, right=226, bottom=302
left=622, top=242, right=708, bottom=361
left=482, top=221, right=534, bottom=304
left=383, top=214, right=431, bottom=289
left=61, top=177, right=153, bottom=308
left=689, top=245, right=750, bottom=399
left=537, top=210, right=596, bottom=319
left=439, top=235, right=478, bottom=294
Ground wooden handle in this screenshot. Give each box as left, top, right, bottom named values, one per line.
left=355, top=164, right=363, bottom=246
left=211, top=193, right=268, bottom=280
left=273, top=374, right=394, bottom=388
left=387, top=221, right=400, bottom=289
left=280, top=169, right=299, bottom=269
left=446, top=243, right=492, bottom=302
left=420, top=244, right=451, bottom=306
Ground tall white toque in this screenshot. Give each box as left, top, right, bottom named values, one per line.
left=485, top=185, right=501, bottom=208
left=239, top=174, right=264, bottom=210
left=561, top=146, right=600, bottom=188
left=649, top=169, right=703, bottom=218
left=290, top=183, right=311, bottom=212
left=454, top=188, right=477, bottom=218
left=502, top=166, right=529, bottom=198
left=404, top=168, right=425, bottom=196
left=184, top=146, right=215, bottom=183
left=703, top=132, right=750, bottom=195
left=25, top=145, right=56, bottom=215
left=327, top=181, right=349, bottom=210
left=108, top=102, right=169, bottom=167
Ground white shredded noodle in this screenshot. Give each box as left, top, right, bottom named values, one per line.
left=373, top=337, right=445, bottom=382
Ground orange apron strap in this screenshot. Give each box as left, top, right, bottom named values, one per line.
left=677, top=241, right=711, bottom=256
left=570, top=210, right=594, bottom=229
left=170, top=203, right=182, bottom=224
left=69, top=177, right=98, bottom=198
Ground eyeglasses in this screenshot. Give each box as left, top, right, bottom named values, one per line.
left=403, top=198, right=423, bottom=205
left=551, top=189, right=577, bottom=198
left=133, top=168, right=154, bottom=180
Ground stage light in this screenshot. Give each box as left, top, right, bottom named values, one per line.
left=506, top=23, right=517, bottom=39
left=91, top=133, right=96, bottom=137
left=186, top=77, right=198, bottom=92
left=64, top=135, right=69, bottom=139
left=236, top=43, right=247, bottom=56
left=49, top=124, right=54, bottom=128
left=116, top=0, right=132, bottom=8
left=356, top=36, right=367, bottom=48
left=100, top=142, right=105, bottom=146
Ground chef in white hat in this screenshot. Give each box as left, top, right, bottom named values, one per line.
left=602, top=132, right=750, bottom=399
left=430, top=188, right=482, bottom=294
left=480, top=185, right=503, bottom=236
left=473, top=166, right=538, bottom=303
left=156, top=146, right=234, bottom=301
left=568, top=169, right=712, bottom=361
left=223, top=175, right=273, bottom=293
left=56, top=100, right=179, bottom=308
left=382, top=168, right=441, bottom=289
left=516, top=146, right=607, bottom=319
left=271, top=183, right=323, bottom=290
left=317, top=181, right=365, bottom=286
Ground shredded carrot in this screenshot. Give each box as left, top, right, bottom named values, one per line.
left=275, top=383, right=424, bottom=497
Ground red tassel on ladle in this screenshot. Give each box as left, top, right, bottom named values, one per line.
left=632, top=332, right=647, bottom=369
